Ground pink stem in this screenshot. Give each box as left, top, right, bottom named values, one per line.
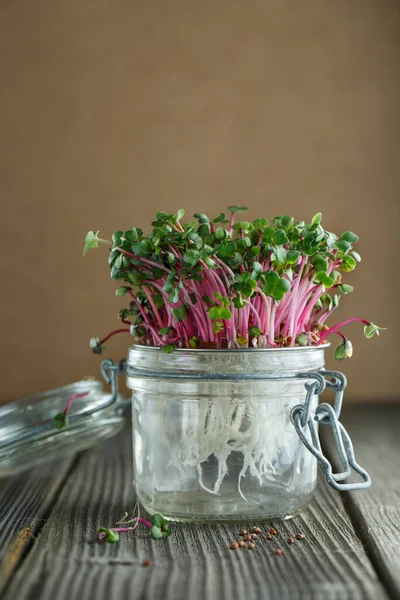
left=99, top=328, right=131, bottom=346
left=318, top=318, right=370, bottom=344
left=63, top=391, right=90, bottom=418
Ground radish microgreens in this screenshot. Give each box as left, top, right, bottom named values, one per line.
left=84, top=208, right=384, bottom=359
left=96, top=514, right=171, bottom=543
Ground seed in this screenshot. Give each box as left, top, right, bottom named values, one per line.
left=239, top=529, right=247, bottom=536
left=238, top=540, right=245, bottom=548
left=274, top=549, right=283, bottom=556
left=251, top=534, right=257, bottom=539
left=252, top=527, right=262, bottom=534
left=230, top=542, right=239, bottom=550
left=247, top=542, right=255, bottom=550
left=295, top=533, right=305, bottom=540
left=287, top=537, right=295, bottom=545
left=142, top=560, right=152, bottom=567
left=266, top=533, right=273, bottom=540
left=269, top=528, right=277, bottom=535
left=243, top=534, right=252, bottom=541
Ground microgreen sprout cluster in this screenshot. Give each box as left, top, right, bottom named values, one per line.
left=84, top=207, right=384, bottom=359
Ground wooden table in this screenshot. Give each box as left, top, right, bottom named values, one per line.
left=0, top=405, right=399, bottom=600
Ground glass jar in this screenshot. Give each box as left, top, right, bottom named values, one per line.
left=127, top=345, right=326, bottom=522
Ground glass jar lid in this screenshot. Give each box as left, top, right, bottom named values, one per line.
left=0, top=360, right=128, bottom=478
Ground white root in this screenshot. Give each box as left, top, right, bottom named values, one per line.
left=163, top=381, right=289, bottom=499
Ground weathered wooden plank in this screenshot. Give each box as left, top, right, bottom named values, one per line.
left=0, top=457, right=76, bottom=594
left=325, top=405, right=400, bottom=600
left=3, top=424, right=386, bottom=600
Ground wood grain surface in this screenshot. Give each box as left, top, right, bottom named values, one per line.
left=324, top=405, right=400, bottom=600
left=1, top=407, right=394, bottom=600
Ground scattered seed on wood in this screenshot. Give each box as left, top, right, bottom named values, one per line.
left=247, top=542, right=255, bottom=550
left=287, top=537, right=295, bottom=545
left=266, top=533, right=273, bottom=540
left=269, top=528, right=277, bottom=535
left=230, top=543, right=239, bottom=550
left=251, top=534, right=257, bottom=539
left=252, top=527, right=262, bottom=534
left=142, top=560, right=152, bottom=567
left=239, top=529, right=247, bottom=536
left=243, top=535, right=252, bottom=541
left=238, top=541, right=245, bottom=548
left=274, top=549, right=283, bottom=556
left=295, top=533, right=305, bottom=540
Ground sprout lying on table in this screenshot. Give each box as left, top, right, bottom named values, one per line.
left=84, top=207, right=384, bottom=356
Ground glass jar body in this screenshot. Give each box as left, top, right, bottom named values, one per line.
left=127, top=346, right=325, bottom=522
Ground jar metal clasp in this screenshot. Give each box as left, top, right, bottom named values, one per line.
left=291, top=369, right=371, bottom=491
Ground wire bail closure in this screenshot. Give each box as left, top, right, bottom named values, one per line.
left=291, top=369, right=371, bottom=491
left=100, top=358, right=130, bottom=413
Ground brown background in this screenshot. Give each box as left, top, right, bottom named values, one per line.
left=0, top=0, right=399, bottom=404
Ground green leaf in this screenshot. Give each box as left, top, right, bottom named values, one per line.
left=261, top=271, right=290, bottom=301
left=89, top=337, right=104, bottom=355
left=214, top=227, right=226, bottom=240
left=212, top=320, right=223, bottom=333
left=339, top=284, right=354, bottom=294
left=364, top=323, right=386, bottom=339
left=335, top=239, right=351, bottom=251
left=189, top=337, right=199, bottom=349
left=213, top=213, right=226, bottom=223
left=334, top=340, right=353, bottom=360
left=151, top=526, right=163, bottom=540
left=248, top=326, right=262, bottom=337
left=176, top=208, right=185, bottom=221
left=201, top=295, right=213, bottom=304
left=297, top=333, right=308, bottom=346
left=272, top=229, right=289, bottom=246
left=152, top=514, right=167, bottom=528
left=198, top=223, right=211, bottom=236
left=213, top=292, right=230, bottom=306
left=163, top=271, right=176, bottom=293
left=193, top=213, right=210, bottom=223
left=162, top=525, right=172, bottom=537
left=54, top=412, right=67, bottom=429
left=209, top=306, right=231, bottom=320
left=351, top=250, right=361, bottom=262
left=341, top=231, right=359, bottom=244
left=83, top=230, right=109, bottom=255
left=311, top=212, right=322, bottom=227
left=168, top=287, right=179, bottom=303
left=172, top=306, right=186, bottom=322
left=183, top=249, right=200, bottom=266
left=340, top=256, right=357, bottom=272
left=115, top=286, right=131, bottom=296
left=250, top=261, right=263, bottom=279
left=219, top=242, right=236, bottom=257
left=124, top=227, right=139, bottom=243
left=233, top=295, right=246, bottom=309
left=253, top=218, right=269, bottom=228
left=227, top=205, right=248, bottom=213
left=158, top=327, right=171, bottom=335
left=162, top=343, right=176, bottom=354
left=97, top=528, right=120, bottom=544
left=286, top=250, right=300, bottom=265
left=139, top=239, right=153, bottom=255
left=315, top=272, right=334, bottom=288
